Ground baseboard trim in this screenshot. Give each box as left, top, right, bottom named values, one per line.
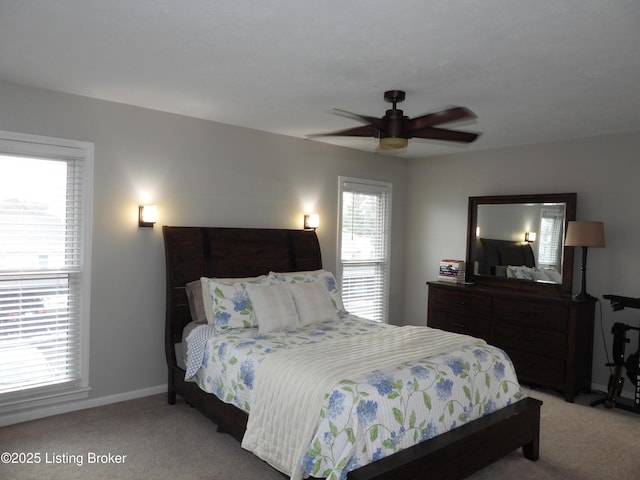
left=0, top=384, right=167, bottom=427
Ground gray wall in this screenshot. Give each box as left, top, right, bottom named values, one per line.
left=0, top=79, right=408, bottom=406
left=3, top=75, right=640, bottom=412
left=404, top=131, right=640, bottom=395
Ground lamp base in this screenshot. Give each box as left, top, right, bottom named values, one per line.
left=573, top=292, right=596, bottom=302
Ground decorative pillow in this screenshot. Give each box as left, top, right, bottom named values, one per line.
left=245, top=283, right=300, bottom=333
left=506, top=265, right=534, bottom=280
left=288, top=281, right=340, bottom=326
left=185, top=280, right=207, bottom=323
left=200, top=275, right=272, bottom=330
left=268, top=269, right=347, bottom=316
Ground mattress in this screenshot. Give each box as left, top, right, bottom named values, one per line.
left=183, top=316, right=524, bottom=479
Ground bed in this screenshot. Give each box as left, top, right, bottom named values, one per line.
left=163, top=226, right=542, bottom=480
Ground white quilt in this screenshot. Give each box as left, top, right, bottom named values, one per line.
left=241, top=326, right=484, bottom=480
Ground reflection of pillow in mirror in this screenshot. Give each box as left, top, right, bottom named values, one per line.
left=542, top=268, right=562, bottom=283
left=531, top=269, right=550, bottom=282
left=506, top=265, right=534, bottom=280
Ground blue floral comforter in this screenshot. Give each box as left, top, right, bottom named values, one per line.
left=184, top=317, right=523, bottom=480
left=185, top=316, right=394, bottom=412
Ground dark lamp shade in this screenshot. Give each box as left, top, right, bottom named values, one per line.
left=565, top=221, right=605, bottom=248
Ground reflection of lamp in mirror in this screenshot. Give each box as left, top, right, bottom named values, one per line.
left=524, top=232, right=536, bottom=243
left=565, top=221, right=605, bottom=301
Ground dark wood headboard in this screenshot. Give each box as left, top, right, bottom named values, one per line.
left=162, top=226, right=322, bottom=367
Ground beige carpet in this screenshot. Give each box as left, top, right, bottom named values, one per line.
left=1, top=387, right=639, bottom=480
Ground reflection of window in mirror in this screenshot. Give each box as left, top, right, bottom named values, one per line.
left=537, top=208, right=565, bottom=272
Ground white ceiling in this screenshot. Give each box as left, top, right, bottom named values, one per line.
left=1, top=1, right=639, bottom=158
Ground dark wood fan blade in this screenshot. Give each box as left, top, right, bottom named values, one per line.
left=408, top=106, right=476, bottom=132
left=333, top=109, right=386, bottom=130
left=412, top=127, right=480, bottom=143
left=308, top=124, right=378, bottom=138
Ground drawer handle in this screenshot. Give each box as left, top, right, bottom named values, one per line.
left=454, top=301, right=467, bottom=306
left=451, top=322, right=466, bottom=329
left=523, top=336, right=536, bottom=343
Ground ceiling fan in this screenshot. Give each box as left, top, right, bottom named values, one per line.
left=311, top=90, right=481, bottom=150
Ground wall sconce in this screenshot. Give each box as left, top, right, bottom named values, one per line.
left=525, top=232, right=537, bottom=243
left=303, top=214, right=319, bottom=230
left=139, top=205, right=158, bottom=228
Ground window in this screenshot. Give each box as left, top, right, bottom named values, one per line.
left=337, top=177, right=391, bottom=323
left=0, top=131, right=92, bottom=411
left=537, top=208, right=565, bottom=271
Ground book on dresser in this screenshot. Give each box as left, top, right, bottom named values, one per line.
left=427, top=280, right=596, bottom=402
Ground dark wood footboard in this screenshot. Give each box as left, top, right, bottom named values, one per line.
left=347, top=397, right=541, bottom=480
left=172, top=361, right=541, bottom=480
left=172, top=369, right=540, bottom=480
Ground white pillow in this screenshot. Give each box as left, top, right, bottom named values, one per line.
left=506, top=265, right=534, bottom=280
left=289, top=281, right=340, bottom=326
left=543, top=268, right=562, bottom=283
left=245, top=283, right=301, bottom=333
left=268, top=269, right=347, bottom=317
left=531, top=268, right=550, bottom=282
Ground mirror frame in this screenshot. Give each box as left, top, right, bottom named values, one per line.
left=465, top=193, right=577, bottom=296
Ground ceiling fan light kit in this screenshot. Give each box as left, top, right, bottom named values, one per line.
left=311, top=90, right=481, bottom=150
left=379, top=136, right=409, bottom=150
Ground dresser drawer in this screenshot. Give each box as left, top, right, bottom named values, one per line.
left=506, top=349, right=565, bottom=387
left=493, top=323, right=566, bottom=358
left=429, top=310, right=491, bottom=339
left=493, top=298, right=568, bottom=332
left=429, top=287, right=491, bottom=318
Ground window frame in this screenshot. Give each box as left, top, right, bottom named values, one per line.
left=537, top=207, right=565, bottom=272
left=337, top=176, right=392, bottom=323
left=0, top=130, right=93, bottom=416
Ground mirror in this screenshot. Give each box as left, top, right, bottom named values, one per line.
left=465, top=193, right=576, bottom=295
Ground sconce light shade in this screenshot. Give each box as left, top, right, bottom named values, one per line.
left=525, top=232, right=537, bottom=243
left=304, top=213, right=319, bottom=230
left=139, top=205, right=157, bottom=227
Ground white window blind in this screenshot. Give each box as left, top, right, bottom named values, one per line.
left=0, top=131, right=91, bottom=404
left=338, top=177, right=391, bottom=323
left=537, top=208, right=564, bottom=271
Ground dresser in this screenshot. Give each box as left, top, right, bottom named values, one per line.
left=427, top=281, right=595, bottom=402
